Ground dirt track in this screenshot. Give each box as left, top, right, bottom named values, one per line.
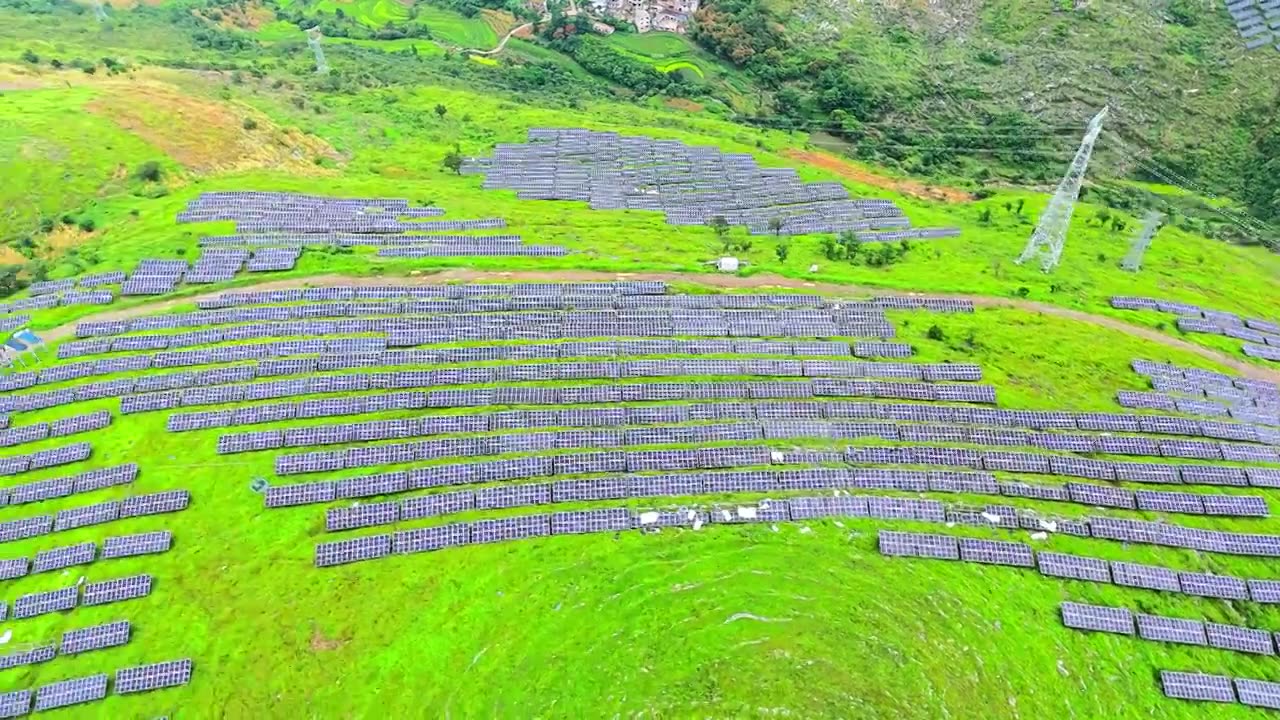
left=40, top=269, right=1280, bottom=383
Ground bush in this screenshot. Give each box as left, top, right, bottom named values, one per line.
left=77, top=217, right=96, bottom=232
left=133, top=161, right=163, bottom=182
left=926, top=324, right=947, bottom=341
left=242, top=117, right=258, bottom=130
left=21, top=49, right=39, bottom=64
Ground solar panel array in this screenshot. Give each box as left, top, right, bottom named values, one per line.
left=179, top=191, right=567, bottom=257
left=461, top=128, right=961, bottom=239
left=313, top=494, right=961, bottom=565
left=1225, top=0, right=1280, bottom=51
left=1112, top=296, right=1280, bottom=364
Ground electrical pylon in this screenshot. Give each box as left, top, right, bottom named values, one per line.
left=306, top=27, right=329, bottom=75
left=1016, top=106, right=1109, bottom=272
left=1121, top=210, right=1163, bottom=272
left=92, top=0, right=108, bottom=22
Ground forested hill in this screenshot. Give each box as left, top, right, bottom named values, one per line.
left=691, top=0, right=1280, bottom=227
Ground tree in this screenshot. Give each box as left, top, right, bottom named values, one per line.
left=767, top=217, right=784, bottom=236
left=1095, top=208, right=1112, bottom=226
left=1014, top=198, right=1025, bottom=215
left=442, top=149, right=463, bottom=175
left=926, top=324, right=946, bottom=341
left=434, top=103, right=448, bottom=119
left=708, top=215, right=730, bottom=243
left=977, top=208, right=992, bottom=225
left=774, top=243, right=789, bottom=262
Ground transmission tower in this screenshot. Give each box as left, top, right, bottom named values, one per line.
left=306, top=27, right=329, bottom=75
left=92, top=0, right=107, bottom=22
left=1016, top=106, right=1109, bottom=272
left=1121, top=210, right=1163, bottom=272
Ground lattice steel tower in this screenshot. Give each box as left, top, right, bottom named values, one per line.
left=306, top=27, right=329, bottom=75
left=1016, top=106, right=1109, bottom=272
left=1121, top=210, right=1163, bottom=272
left=92, top=0, right=107, bottom=21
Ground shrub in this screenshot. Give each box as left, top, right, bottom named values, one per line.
left=926, top=324, right=946, bottom=341
left=242, top=117, right=258, bottom=130
left=77, top=217, right=96, bottom=232
left=133, top=161, right=163, bottom=182
left=21, top=49, right=39, bottom=64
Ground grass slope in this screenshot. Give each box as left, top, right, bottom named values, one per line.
left=0, top=290, right=1276, bottom=718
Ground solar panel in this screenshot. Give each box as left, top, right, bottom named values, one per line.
left=957, top=537, right=1034, bottom=567
left=33, top=541, right=96, bottom=573
left=1205, top=623, right=1275, bottom=655
left=550, top=508, right=631, bottom=535
left=1060, top=601, right=1134, bottom=635
left=1178, top=572, right=1249, bottom=600
left=1137, top=614, right=1207, bottom=646
left=1036, top=552, right=1110, bottom=583
left=119, top=489, right=190, bottom=518
left=60, top=620, right=131, bottom=655
left=0, top=644, right=54, bottom=670
left=14, top=585, right=78, bottom=618
left=315, top=535, right=392, bottom=567
left=0, top=690, right=30, bottom=719
left=33, top=674, right=107, bottom=711
left=393, top=523, right=471, bottom=554
left=1111, top=561, right=1181, bottom=592
left=114, top=658, right=194, bottom=694
left=878, top=530, right=960, bottom=560
left=1236, top=677, right=1280, bottom=710
left=81, top=573, right=152, bottom=606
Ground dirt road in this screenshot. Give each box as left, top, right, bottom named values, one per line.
left=39, top=269, right=1280, bottom=383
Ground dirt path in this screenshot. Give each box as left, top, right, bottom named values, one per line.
left=40, top=269, right=1280, bottom=383
left=469, top=22, right=534, bottom=55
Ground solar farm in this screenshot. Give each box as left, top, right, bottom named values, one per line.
left=0, top=156, right=1273, bottom=719
left=0, top=254, right=1274, bottom=716
left=461, top=128, right=961, bottom=240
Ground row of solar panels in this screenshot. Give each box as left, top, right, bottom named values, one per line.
left=0, top=464, right=137, bottom=509
left=221, top=416, right=1279, bottom=481
left=1136, top=359, right=1279, bottom=403
left=199, top=233, right=524, bottom=247
left=51, top=337, right=878, bottom=380
left=199, top=281, right=669, bottom=307
left=1177, top=315, right=1280, bottom=347
left=1118, top=390, right=1279, bottom=427
left=0, top=619, right=130, bottom=671
left=1110, top=296, right=1279, bottom=332
left=0, top=411, right=110, bottom=450
left=167, top=392, right=1280, bottom=449
left=316, top=468, right=1268, bottom=535
left=312, top=494, right=945, bottom=567
left=74, top=306, right=902, bottom=339
left=0, top=442, right=91, bottom=478
left=1134, top=358, right=1279, bottom=394
left=843, top=443, right=1280, bottom=487
left=0, top=490, right=188, bottom=544
left=126, top=378, right=999, bottom=420
left=1144, top=377, right=1279, bottom=413
left=0, top=658, right=191, bottom=716
left=0, top=531, right=170, bottom=582
left=880, top=530, right=1280, bottom=600
left=1061, top=600, right=1280, bottom=655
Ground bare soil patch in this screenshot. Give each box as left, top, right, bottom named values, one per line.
left=784, top=148, right=973, bottom=204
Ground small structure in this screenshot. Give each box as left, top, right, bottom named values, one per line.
left=715, top=257, right=739, bottom=273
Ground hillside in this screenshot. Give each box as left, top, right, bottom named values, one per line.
left=1, top=1, right=1280, bottom=717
